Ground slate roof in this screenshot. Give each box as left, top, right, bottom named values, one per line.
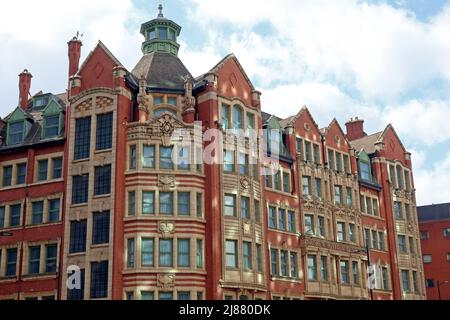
left=131, top=52, right=192, bottom=92
left=418, top=203, right=450, bottom=222
left=350, top=131, right=383, bottom=155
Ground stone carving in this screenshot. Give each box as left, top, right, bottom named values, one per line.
left=182, top=76, right=196, bottom=114
left=75, top=98, right=93, bottom=114
left=243, top=222, right=252, bottom=236
left=159, top=175, right=176, bottom=191
left=304, top=122, right=311, bottom=132
left=159, top=222, right=175, bottom=238
left=240, top=177, right=250, bottom=190
left=158, top=273, right=175, bottom=288
left=137, top=78, right=153, bottom=114
left=301, top=236, right=365, bottom=254
left=96, top=96, right=113, bottom=109
left=158, top=115, right=176, bottom=146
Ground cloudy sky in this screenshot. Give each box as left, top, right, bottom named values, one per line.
left=0, top=0, right=449, bottom=205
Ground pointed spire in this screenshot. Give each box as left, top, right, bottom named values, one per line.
left=158, top=4, right=164, bottom=18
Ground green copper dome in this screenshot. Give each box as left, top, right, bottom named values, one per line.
left=140, top=4, right=181, bottom=56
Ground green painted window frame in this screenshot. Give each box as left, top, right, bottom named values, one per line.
left=8, top=121, right=25, bottom=145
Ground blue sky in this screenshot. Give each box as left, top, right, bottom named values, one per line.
left=0, top=0, right=449, bottom=205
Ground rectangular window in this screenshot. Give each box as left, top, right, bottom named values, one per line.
left=129, top=145, right=136, bottom=170
left=280, top=251, right=288, bottom=277
left=0, top=206, right=5, bottom=228
left=287, top=211, right=295, bottom=233
left=239, top=153, right=249, bottom=175
left=90, top=261, right=108, bottom=299
left=196, top=193, right=203, bottom=218
left=340, top=260, right=350, bottom=284
left=313, top=144, right=320, bottom=164
left=226, top=240, right=238, bottom=268
left=352, top=261, right=359, bottom=285
left=256, top=244, right=262, bottom=272
left=304, top=214, right=314, bottom=235
left=278, top=208, right=286, bottom=231
left=364, top=228, right=371, bottom=248
left=196, top=146, right=203, bottom=173
left=94, top=165, right=111, bottom=196
left=37, top=159, right=48, bottom=181
left=420, top=231, right=429, bottom=240
left=318, top=216, right=325, bottom=237
left=178, top=292, right=190, bottom=300
left=337, top=222, right=346, bottom=242
left=269, top=206, right=276, bottom=229
left=246, top=113, right=255, bottom=129
left=265, top=174, right=272, bottom=188
left=159, top=192, right=174, bottom=215
left=16, top=163, right=27, bottom=184
left=359, top=161, right=370, bottom=181
left=290, top=252, right=298, bottom=278
left=372, top=230, right=378, bottom=250
left=69, top=220, right=87, bottom=254
left=44, top=115, right=59, bottom=138
left=409, top=237, right=415, bottom=255
left=343, top=154, right=350, bottom=173
left=221, top=104, right=230, bottom=129
left=159, top=239, right=173, bottom=267
left=336, top=153, right=343, bottom=172
left=274, top=171, right=281, bottom=190
left=28, top=246, right=41, bottom=274
left=282, top=172, right=290, bottom=193
left=396, top=165, right=404, bottom=189
left=32, top=201, right=44, bottom=225
left=128, top=191, right=136, bottom=216
left=360, top=195, right=366, bottom=213
left=315, top=178, right=322, bottom=198
left=224, top=194, right=236, bottom=217
left=178, top=239, right=190, bottom=268
left=96, top=113, right=113, bottom=151
left=366, top=196, right=373, bottom=215
left=296, top=138, right=304, bottom=157
left=320, top=256, right=329, bottom=281
left=160, top=146, right=174, bottom=169
left=196, top=239, right=203, bottom=268
left=346, top=187, right=352, bottom=208
left=304, top=141, right=312, bottom=161
left=394, top=202, right=403, bottom=219
left=178, top=147, right=190, bottom=171
left=51, top=157, right=63, bottom=180
left=233, top=106, right=243, bottom=129
left=241, top=196, right=250, bottom=220
left=74, top=117, right=91, bottom=160
left=302, top=176, right=311, bottom=196
left=307, top=255, right=317, bottom=281
left=328, top=149, right=335, bottom=170
left=398, top=235, right=407, bottom=253
left=271, top=249, right=278, bottom=276
left=159, top=292, right=173, bottom=300
left=349, top=223, right=356, bottom=242
left=9, top=204, right=21, bottom=227
left=378, top=232, right=385, bottom=251
left=178, top=192, right=190, bottom=216
left=443, top=228, right=450, bottom=237
left=67, top=269, right=85, bottom=300
left=223, top=150, right=235, bottom=173
left=142, top=238, right=154, bottom=267
left=254, top=200, right=260, bottom=223
left=402, top=270, right=410, bottom=292
left=243, top=241, right=252, bottom=271
left=382, top=267, right=389, bottom=290
left=142, top=145, right=155, bottom=168
left=2, top=165, right=12, bottom=187
left=412, top=271, right=418, bottom=293
left=6, top=249, right=18, bottom=277
left=72, top=174, right=89, bottom=204
left=423, top=255, right=432, bottom=264
left=142, top=191, right=155, bottom=215
left=334, top=186, right=342, bottom=205
left=372, top=199, right=379, bottom=216
left=45, top=244, right=57, bottom=273
left=92, top=211, right=110, bottom=245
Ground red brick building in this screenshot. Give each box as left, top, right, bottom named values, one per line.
left=418, top=203, right=450, bottom=300
left=0, top=6, right=425, bottom=300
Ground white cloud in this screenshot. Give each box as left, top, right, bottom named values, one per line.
left=383, top=99, right=450, bottom=146
left=412, top=150, right=450, bottom=206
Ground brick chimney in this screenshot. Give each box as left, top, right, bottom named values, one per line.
left=345, top=117, right=366, bottom=141
left=18, top=69, right=32, bottom=110
left=68, top=37, right=82, bottom=77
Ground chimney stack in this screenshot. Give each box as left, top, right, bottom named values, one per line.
left=18, top=69, right=32, bottom=110
left=68, top=37, right=82, bottom=77
left=345, top=117, right=366, bottom=141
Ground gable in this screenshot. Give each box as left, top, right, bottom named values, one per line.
left=358, top=150, right=370, bottom=162
left=7, top=107, right=26, bottom=123
left=380, top=125, right=408, bottom=160
left=291, top=107, right=322, bottom=144
left=43, top=99, right=63, bottom=116
left=324, top=119, right=350, bottom=152
left=267, top=115, right=281, bottom=129
left=79, top=42, right=122, bottom=91
left=213, top=54, right=254, bottom=107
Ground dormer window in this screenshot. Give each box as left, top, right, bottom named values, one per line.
left=44, top=115, right=60, bottom=139
left=8, top=121, right=24, bottom=145
left=34, top=97, right=49, bottom=110
left=159, top=27, right=168, bottom=40
left=359, top=160, right=371, bottom=181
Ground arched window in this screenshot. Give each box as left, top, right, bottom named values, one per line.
left=232, top=105, right=243, bottom=129
left=396, top=165, right=404, bottom=189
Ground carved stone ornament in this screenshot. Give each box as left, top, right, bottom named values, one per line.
left=159, top=222, right=175, bottom=238
left=158, top=273, right=175, bottom=288
left=158, top=115, right=176, bottom=146
left=243, top=222, right=252, bottom=236
left=159, top=175, right=176, bottom=191
left=137, top=78, right=153, bottom=113
left=183, top=76, right=196, bottom=113
left=240, top=177, right=250, bottom=190
left=304, top=122, right=311, bottom=132
left=334, top=135, right=340, bottom=144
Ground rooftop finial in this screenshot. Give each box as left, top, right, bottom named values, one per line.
left=158, top=4, right=164, bottom=18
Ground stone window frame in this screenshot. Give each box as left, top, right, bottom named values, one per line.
left=25, top=194, right=63, bottom=227
left=359, top=193, right=381, bottom=217
left=124, top=233, right=206, bottom=271
left=266, top=202, right=299, bottom=235
left=295, top=135, right=322, bottom=164
left=363, top=225, right=387, bottom=251
left=123, top=287, right=205, bottom=301
left=21, top=240, right=60, bottom=277
left=33, top=152, right=64, bottom=185
left=326, top=147, right=351, bottom=174
left=20, top=291, right=57, bottom=300
left=223, top=190, right=261, bottom=225
left=0, top=243, right=21, bottom=280
left=0, top=199, right=26, bottom=230
left=150, top=94, right=180, bottom=117
left=0, top=157, right=28, bottom=189
left=263, top=166, right=293, bottom=196
left=218, top=97, right=258, bottom=133
left=223, top=237, right=264, bottom=274
left=124, top=186, right=205, bottom=220
left=387, top=161, right=412, bottom=192
left=269, top=246, right=301, bottom=281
